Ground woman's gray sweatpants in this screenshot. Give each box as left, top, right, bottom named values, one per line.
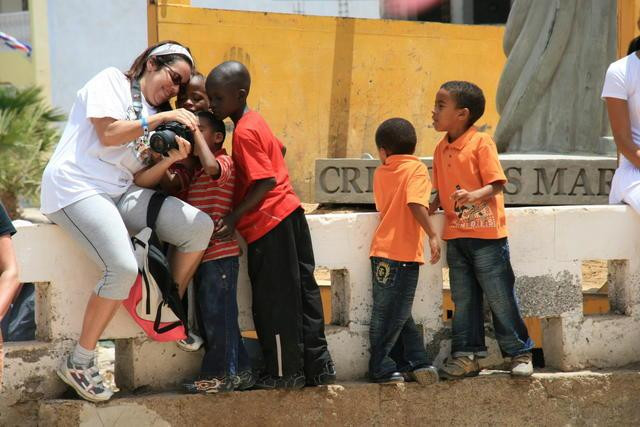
left=46, top=185, right=214, bottom=300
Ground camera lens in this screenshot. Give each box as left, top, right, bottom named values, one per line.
left=149, top=130, right=175, bottom=155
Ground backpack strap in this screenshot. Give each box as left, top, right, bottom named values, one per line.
left=147, top=192, right=168, bottom=229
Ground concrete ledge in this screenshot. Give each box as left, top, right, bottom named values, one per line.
left=37, top=368, right=640, bottom=426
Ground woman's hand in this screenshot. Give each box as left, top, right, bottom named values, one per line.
left=91, top=108, right=197, bottom=147
left=160, top=108, right=198, bottom=131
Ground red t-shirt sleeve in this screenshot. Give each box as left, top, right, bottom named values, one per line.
left=233, top=128, right=275, bottom=182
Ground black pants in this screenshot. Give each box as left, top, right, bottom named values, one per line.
left=248, top=208, right=332, bottom=377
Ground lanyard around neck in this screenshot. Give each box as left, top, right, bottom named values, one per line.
left=130, top=79, right=143, bottom=120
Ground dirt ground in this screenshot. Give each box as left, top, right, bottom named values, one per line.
left=581, top=260, right=608, bottom=293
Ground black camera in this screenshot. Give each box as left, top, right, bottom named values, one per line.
left=149, top=121, right=193, bottom=155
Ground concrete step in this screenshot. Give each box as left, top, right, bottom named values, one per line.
left=31, top=368, right=640, bottom=426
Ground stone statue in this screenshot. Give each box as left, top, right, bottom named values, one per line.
left=494, top=0, right=617, bottom=154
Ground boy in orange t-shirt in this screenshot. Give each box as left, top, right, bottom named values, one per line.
left=430, top=81, right=533, bottom=379
left=368, top=118, right=441, bottom=384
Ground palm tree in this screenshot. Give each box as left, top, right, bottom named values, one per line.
left=0, top=84, right=64, bottom=218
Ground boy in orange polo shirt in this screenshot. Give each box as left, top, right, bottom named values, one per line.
left=430, top=81, right=533, bottom=379
left=369, top=118, right=441, bottom=384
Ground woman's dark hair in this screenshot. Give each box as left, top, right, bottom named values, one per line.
left=124, top=40, right=193, bottom=111
left=125, top=40, right=193, bottom=81
left=628, top=36, right=640, bottom=55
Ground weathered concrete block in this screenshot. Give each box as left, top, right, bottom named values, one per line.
left=543, top=312, right=640, bottom=371
left=12, top=224, right=146, bottom=342
left=114, top=338, right=202, bottom=391
left=307, top=213, right=445, bottom=327
left=315, top=154, right=617, bottom=205
left=554, top=205, right=640, bottom=261
left=326, top=325, right=369, bottom=380
left=0, top=340, right=72, bottom=424
left=506, top=207, right=557, bottom=263
left=513, top=261, right=582, bottom=318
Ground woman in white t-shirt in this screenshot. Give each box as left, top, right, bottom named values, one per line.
left=40, top=41, right=213, bottom=403
left=603, top=49, right=640, bottom=211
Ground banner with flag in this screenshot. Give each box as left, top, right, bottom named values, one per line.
left=0, top=31, right=32, bottom=57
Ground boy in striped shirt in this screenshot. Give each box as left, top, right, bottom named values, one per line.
left=180, top=111, right=255, bottom=393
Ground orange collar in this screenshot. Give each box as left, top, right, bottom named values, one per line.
left=443, top=126, right=477, bottom=151
left=384, top=154, right=419, bottom=164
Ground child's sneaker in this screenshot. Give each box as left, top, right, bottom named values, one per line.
left=233, top=370, right=257, bottom=391
left=372, top=371, right=404, bottom=384
left=307, top=360, right=337, bottom=386
left=510, top=352, right=533, bottom=377
left=56, top=354, right=114, bottom=403
left=439, top=356, right=480, bottom=380
left=408, top=366, right=439, bottom=386
left=184, top=376, right=234, bottom=394
left=177, top=332, right=204, bottom=352
left=253, top=370, right=306, bottom=390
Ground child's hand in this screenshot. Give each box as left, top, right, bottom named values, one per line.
left=212, top=214, right=237, bottom=241
left=161, top=136, right=191, bottom=165
left=428, top=235, right=441, bottom=264
left=451, top=187, right=479, bottom=205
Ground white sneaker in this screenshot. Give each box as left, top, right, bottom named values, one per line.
left=56, top=354, right=114, bottom=403
left=511, top=353, right=533, bottom=377
left=177, top=332, right=204, bottom=352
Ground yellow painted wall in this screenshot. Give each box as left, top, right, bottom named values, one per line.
left=0, top=51, right=34, bottom=87
left=155, top=5, right=505, bottom=201
left=618, top=0, right=640, bottom=58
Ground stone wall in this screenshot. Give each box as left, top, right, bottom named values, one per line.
left=4, top=205, right=640, bottom=420
left=315, top=154, right=617, bottom=205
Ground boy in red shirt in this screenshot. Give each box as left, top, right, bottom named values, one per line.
left=430, top=81, right=533, bottom=379
left=206, top=61, right=335, bottom=389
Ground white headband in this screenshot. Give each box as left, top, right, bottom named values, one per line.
left=148, top=43, right=194, bottom=65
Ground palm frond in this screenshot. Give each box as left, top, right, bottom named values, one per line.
left=0, top=85, right=65, bottom=215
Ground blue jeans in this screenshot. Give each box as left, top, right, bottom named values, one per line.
left=194, top=256, right=250, bottom=377
left=369, top=257, right=430, bottom=379
left=446, top=238, right=534, bottom=358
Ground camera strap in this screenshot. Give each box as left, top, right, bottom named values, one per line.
left=130, top=79, right=149, bottom=144
left=130, top=79, right=143, bottom=120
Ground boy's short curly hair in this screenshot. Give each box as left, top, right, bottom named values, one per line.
left=441, top=81, right=485, bottom=126
left=375, top=118, right=417, bottom=155
left=197, top=110, right=226, bottom=142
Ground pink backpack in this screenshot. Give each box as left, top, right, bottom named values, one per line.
left=122, top=193, right=187, bottom=342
